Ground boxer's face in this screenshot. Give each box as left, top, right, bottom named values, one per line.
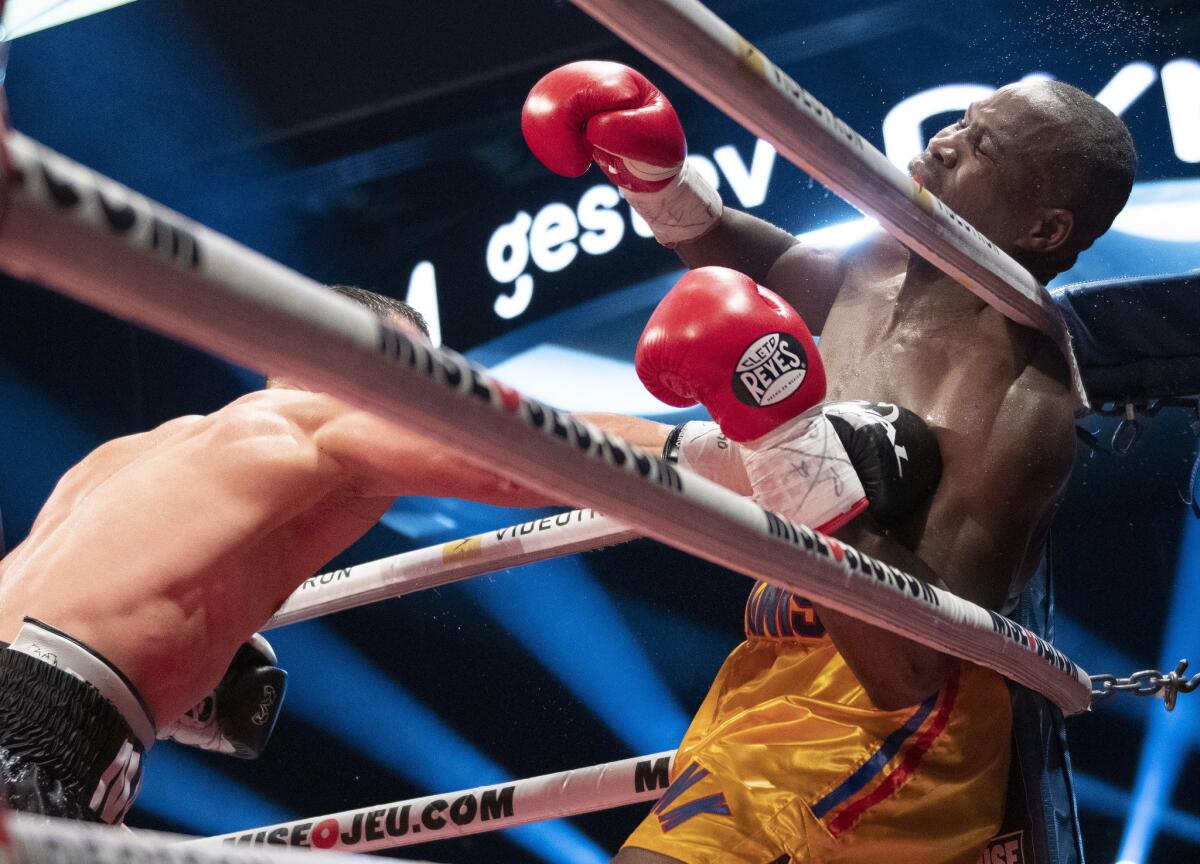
left=908, top=83, right=1067, bottom=256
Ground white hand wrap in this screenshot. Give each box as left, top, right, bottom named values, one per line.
left=665, top=421, right=752, bottom=495
left=621, top=159, right=723, bottom=247
left=742, top=407, right=867, bottom=532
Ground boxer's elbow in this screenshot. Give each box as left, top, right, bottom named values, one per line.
left=856, top=650, right=958, bottom=711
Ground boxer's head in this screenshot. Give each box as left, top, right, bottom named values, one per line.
left=266, top=284, right=429, bottom=389
left=908, top=80, right=1136, bottom=282
left=325, top=284, right=430, bottom=337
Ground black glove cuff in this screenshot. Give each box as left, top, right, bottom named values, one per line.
left=662, top=422, right=688, bottom=464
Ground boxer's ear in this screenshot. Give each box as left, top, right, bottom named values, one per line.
left=1016, top=207, right=1074, bottom=254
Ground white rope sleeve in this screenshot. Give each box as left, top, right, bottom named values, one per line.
left=567, top=0, right=1088, bottom=414
left=191, top=752, right=677, bottom=852
left=0, top=131, right=1093, bottom=714
left=264, top=509, right=635, bottom=629
left=0, top=812, right=427, bottom=864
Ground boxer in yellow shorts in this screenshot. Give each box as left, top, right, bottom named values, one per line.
left=623, top=583, right=1011, bottom=864
left=521, top=59, right=1132, bottom=864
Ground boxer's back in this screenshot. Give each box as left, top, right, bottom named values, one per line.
left=0, top=390, right=387, bottom=722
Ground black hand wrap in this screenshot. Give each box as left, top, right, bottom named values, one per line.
left=824, top=401, right=942, bottom=527
left=662, top=423, right=687, bottom=463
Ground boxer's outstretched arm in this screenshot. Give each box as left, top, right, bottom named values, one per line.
left=674, top=208, right=799, bottom=282
left=813, top=519, right=959, bottom=711
left=310, top=398, right=545, bottom=506
left=580, top=413, right=672, bottom=452
left=675, top=209, right=901, bottom=334
left=316, top=401, right=675, bottom=508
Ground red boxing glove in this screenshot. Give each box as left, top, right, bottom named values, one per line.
left=636, top=267, right=826, bottom=443
left=522, top=60, right=685, bottom=193
left=522, top=61, right=722, bottom=245
left=639, top=268, right=865, bottom=532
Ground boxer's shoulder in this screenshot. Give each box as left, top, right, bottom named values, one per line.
left=768, top=228, right=907, bottom=330
left=88, top=413, right=206, bottom=461
left=197, top=390, right=341, bottom=451
left=850, top=228, right=910, bottom=275
left=38, top=414, right=206, bottom=515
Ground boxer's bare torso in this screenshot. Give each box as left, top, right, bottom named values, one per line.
left=612, top=229, right=1078, bottom=864
left=0, top=387, right=532, bottom=724
left=671, top=212, right=1078, bottom=708
left=786, top=233, right=1076, bottom=609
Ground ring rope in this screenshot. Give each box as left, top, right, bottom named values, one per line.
left=264, top=509, right=633, bottom=629
left=0, top=812, right=424, bottom=864
left=0, top=131, right=1093, bottom=714
left=193, top=751, right=677, bottom=851
left=567, top=0, right=1088, bottom=413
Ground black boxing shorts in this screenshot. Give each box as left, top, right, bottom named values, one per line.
left=0, top=618, right=155, bottom=823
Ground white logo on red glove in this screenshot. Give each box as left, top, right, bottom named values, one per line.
left=732, top=333, right=809, bottom=407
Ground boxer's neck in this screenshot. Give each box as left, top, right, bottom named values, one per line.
left=891, top=254, right=988, bottom=328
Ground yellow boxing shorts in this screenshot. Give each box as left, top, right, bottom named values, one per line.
left=623, top=582, right=1011, bottom=864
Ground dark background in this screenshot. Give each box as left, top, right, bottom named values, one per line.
left=0, top=1, right=1198, bottom=862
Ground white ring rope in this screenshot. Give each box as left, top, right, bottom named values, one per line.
left=0, top=131, right=1093, bottom=714
left=265, top=509, right=633, bottom=629
left=192, top=752, right=677, bottom=852
left=567, top=0, right=1089, bottom=413
left=0, top=134, right=1096, bottom=709
left=0, top=812, right=427, bottom=864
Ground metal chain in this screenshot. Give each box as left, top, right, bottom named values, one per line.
left=1097, top=398, right=1200, bottom=453
left=1092, top=397, right=1200, bottom=419
left=1090, top=659, right=1200, bottom=712
left=1079, top=397, right=1200, bottom=456
left=1081, top=397, right=1200, bottom=516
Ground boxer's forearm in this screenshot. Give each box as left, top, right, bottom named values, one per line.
left=816, top=518, right=957, bottom=710
left=456, top=414, right=672, bottom=507
left=578, top=413, right=673, bottom=453
left=675, top=208, right=798, bottom=283
left=448, top=412, right=676, bottom=506
left=392, top=444, right=549, bottom=506
left=311, top=407, right=543, bottom=504
left=326, top=412, right=671, bottom=507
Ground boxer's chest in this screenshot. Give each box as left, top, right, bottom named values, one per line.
left=817, top=270, right=1027, bottom=441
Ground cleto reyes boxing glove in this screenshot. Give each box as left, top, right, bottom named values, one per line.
left=637, top=267, right=825, bottom=441
left=636, top=267, right=869, bottom=531
left=522, top=61, right=722, bottom=247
